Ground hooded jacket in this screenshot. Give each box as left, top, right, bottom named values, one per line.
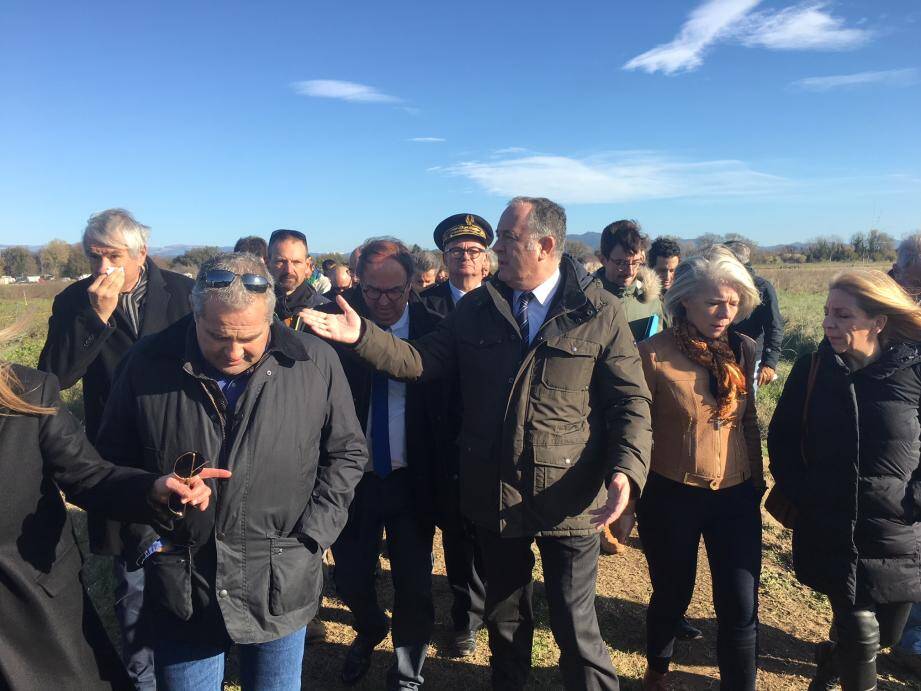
left=594, top=266, right=665, bottom=342
left=768, top=339, right=921, bottom=605
left=274, top=280, right=329, bottom=327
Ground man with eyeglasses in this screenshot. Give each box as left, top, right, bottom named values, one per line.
left=95, top=252, right=367, bottom=690
left=318, top=238, right=440, bottom=689
left=39, top=208, right=193, bottom=691
left=267, top=229, right=330, bottom=329
left=595, top=220, right=665, bottom=343
left=301, top=198, right=652, bottom=691
left=419, top=213, right=493, bottom=658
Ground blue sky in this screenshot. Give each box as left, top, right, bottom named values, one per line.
left=1, top=0, right=918, bottom=251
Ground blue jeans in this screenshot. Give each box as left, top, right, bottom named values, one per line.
left=898, top=602, right=921, bottom=654
left=113, top=557, right=156, bottom=690
left=153, top=627, right=306, bottom=691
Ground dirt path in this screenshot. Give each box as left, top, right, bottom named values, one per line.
left=298, top=518, right=920, bottom=690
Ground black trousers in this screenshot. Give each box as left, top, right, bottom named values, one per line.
left=636, top=473, right=761, bottom=690
left=441, top=521, right=486, bottom=633
left=332, top=470, right=435, bottom=689
left=477, top=529, right=619, bottom=691
left=828, top=600, right=913, bottom=690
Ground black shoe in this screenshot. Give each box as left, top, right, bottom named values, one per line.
left=675, top=617, right=703, bottom=641
left=306, top=617, right=326, bottom=644
left=449, top=629, right=478, bottom=658
left=807, top=640, right=839, bottom=691
left=341, top=630, right=388, bottom=686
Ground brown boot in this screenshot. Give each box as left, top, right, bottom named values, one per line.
left=600, top=524, right=626, bottom=555
left=642, top=668, right=668, bottom=690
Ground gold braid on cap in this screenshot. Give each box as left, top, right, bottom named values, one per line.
left=443, top=215, right=487, bottom=243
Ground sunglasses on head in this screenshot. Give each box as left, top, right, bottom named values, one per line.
left=269, top=229, right=308, bottom=246
left=204, top=269, right=270, bottom=293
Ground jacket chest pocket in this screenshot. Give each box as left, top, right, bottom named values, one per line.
left=540, top=337, right=600, bottom=392
left=269, top=536, right=321, bottom=616
left=145, top=546, right=193, bottom=621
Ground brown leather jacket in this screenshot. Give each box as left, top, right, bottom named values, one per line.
left=638, top=328, right=765, bottom=491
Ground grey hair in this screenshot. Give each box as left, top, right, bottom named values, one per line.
left=508, top=196, right=567, bottom=257
left=412, top=251, right=439, bottom=274
left=664, top=245, right=760, bottom=324
left=723, top=240, right=752, bottom=265
left=82, top=208, right=150, bottom=258
left=191, top=252, right=276, bottom=322
left=896, top=233, right=921, bottom=270
left=485, top=248, right=498, bottom=274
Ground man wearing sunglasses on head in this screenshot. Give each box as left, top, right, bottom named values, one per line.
left=317, top=238, right=440, bottom=689
left=267, top=229, right=330, bottom=329
left=418, top=213, right=494, bottom=658
left=95, top=252, right=367, bottom=690
left=39, top=208, right=194, bottom=691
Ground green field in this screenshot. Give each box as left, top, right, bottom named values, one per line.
left=3, top=269, right=917, bottom=690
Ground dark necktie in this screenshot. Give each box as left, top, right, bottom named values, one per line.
left=516, top=291, right=534, bottom=350
left=371, top=372, right=392, bottom=477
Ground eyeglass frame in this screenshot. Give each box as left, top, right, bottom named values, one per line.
left=203, top=269, right=271, bottom=293
left=167, top=451, right=209, bottom=517
left=445, top=247, right=486, bottom=260
left=361, top=282, right=409, bottom=302
left=608, top=258, right=644, bottom=270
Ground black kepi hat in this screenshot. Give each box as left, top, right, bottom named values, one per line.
left=433, top=213, right=494, bottom=251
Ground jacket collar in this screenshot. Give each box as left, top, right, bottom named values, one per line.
left=275, top=279, right=321, bottom=318
left=479, top=255, right=599, bottom=332
left=818, top=337, right=921, bottom=378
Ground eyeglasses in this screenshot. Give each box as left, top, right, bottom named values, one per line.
left=362, top=284, right=407, bottom=301
left=269, top=229, right=308, bottom=246
left=168, top=452, right=209, bottom=517
left=610, top=259, right=644, bottom=270
left=204, top=269, right=270, bottom=293
left=446, top=247, right=486, bottom=259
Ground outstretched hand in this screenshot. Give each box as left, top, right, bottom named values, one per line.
left=298, top=295, right=363, bottom=344
left=589, top=472, right=632, bottom=530
left=151, top=468, right=232, bottom=513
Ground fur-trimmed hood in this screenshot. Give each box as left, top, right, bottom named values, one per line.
left=633, top=266, right=662, bottom=304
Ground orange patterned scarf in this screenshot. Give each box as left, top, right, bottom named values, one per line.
left=673, top=319, right=747, bottom=422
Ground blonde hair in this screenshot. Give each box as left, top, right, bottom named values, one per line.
left=829, top=269, right=921, bottom=344
left=0, top=321, right=56, bottom=416
left=664, top=245, right=761, bottom=324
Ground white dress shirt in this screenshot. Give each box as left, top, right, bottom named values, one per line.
left=365, top=304, right=409, bottom=471
left=448, top=281, right=467, bottom=306
left=513, top=268, right=561, bottom=344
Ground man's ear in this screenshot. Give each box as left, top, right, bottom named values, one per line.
left=537, top=234, right=556, bottom=259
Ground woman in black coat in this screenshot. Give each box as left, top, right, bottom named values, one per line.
left=0, top=358, right=226, bottom=690
left=768, top=269, right=921, bottom=690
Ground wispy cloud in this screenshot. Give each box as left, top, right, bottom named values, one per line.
left=291, top=80, right=401, bottom=103
left=408, top=137, right=446, bottom=143
left=436, top=151, right=786, bottom=204
left=624, top=0, right=873, bottom=75
left=624, top=0, right=759, bottom=75
left=792, top=67, right=919, bottom=91
left=737, top=2, right=873, bottom=50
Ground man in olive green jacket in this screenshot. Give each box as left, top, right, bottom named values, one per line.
left=302, top=197, right=652, bottom=691
left=595, top=219, right=665, bottom=343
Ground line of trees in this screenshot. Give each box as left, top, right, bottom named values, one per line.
left=1, top=241, right=91, bottom=278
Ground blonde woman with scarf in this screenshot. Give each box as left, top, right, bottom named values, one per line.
left=635, top=246, right=764, bottom=690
